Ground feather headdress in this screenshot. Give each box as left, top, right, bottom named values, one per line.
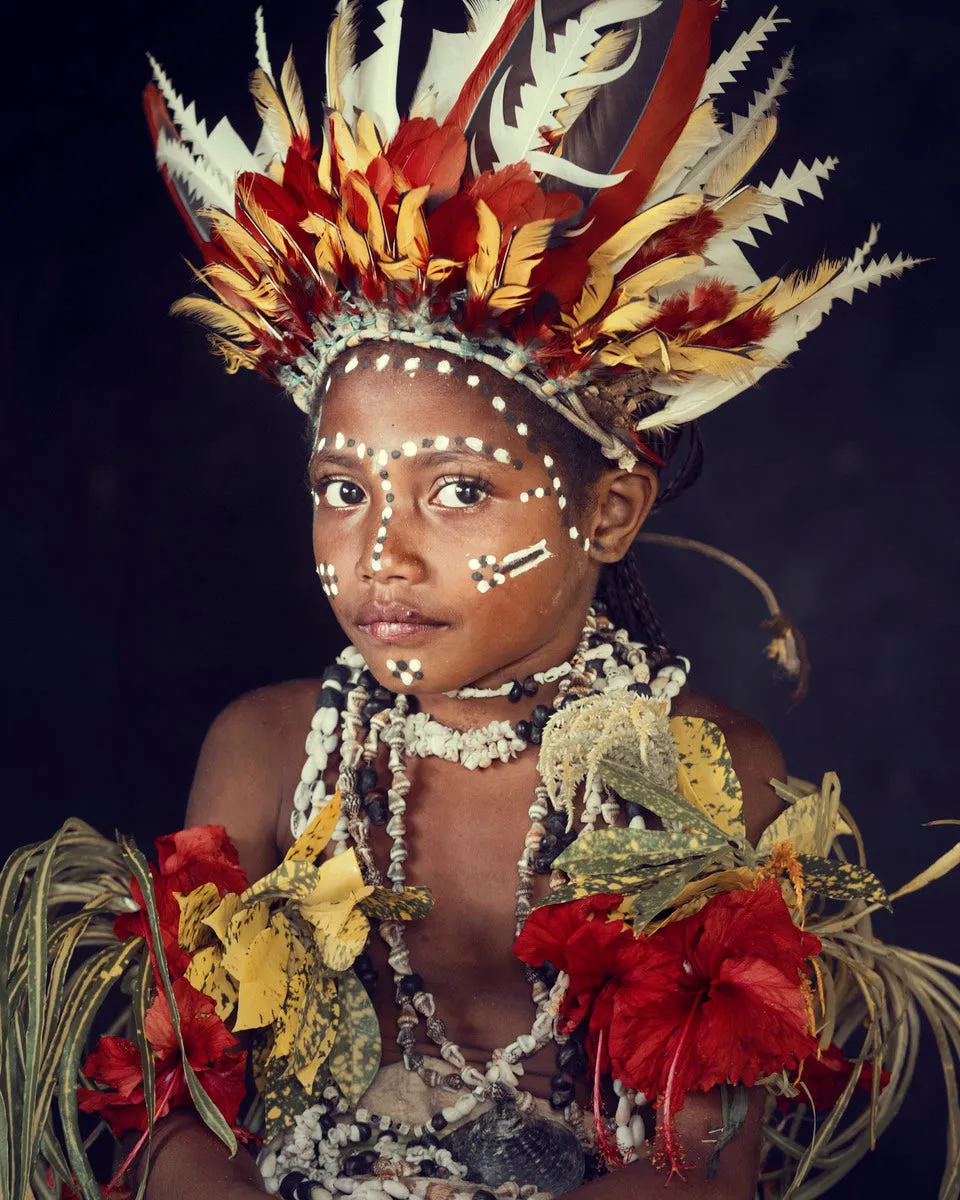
left=146, top=1, right=917, bottom=466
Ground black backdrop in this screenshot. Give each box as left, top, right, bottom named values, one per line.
left=3, top=1, right=958, bottom=1194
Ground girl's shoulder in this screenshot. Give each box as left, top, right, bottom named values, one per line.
left=185, top=679, right=323, bottom=878
left=671, top=686, right=786, bottom=845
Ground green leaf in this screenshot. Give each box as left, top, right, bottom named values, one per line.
left=359, top=886, right=433, bottom=922
left=261, top=1067, right=314, bottom=1142
left=289, top=972, right=339, bottom=1086
left=130, top=955, right=156, bottom=1200
left=798, top=855, right=889, bottom=906
left=328, top=970, right=382, bottom=1106
left=534, top=861, right=703, bottom=908
left=58, top=940, right=142, bottom=1200
left=627, top=858, right=708, bottom=932
left=707, top=1083, right=751, bottom=1180
left=120, top=838, right=238, bottom=1158
left=599, top=758, right=723, bottom=837
left=554, top=825, right=724, bottom=877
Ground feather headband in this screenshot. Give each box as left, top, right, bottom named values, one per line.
left=146, top=1, right=918, bottom=467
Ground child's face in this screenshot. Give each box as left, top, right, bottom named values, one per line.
left=309, top=351, right=602, bottom=695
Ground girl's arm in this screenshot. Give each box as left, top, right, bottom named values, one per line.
left=140, top=1111, right=267, bottom=1199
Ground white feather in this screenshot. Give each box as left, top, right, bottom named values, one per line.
left=489, top=0, right=655, bottom=173
left=155, top=130, right=235, bottom=211
left=412, top=0, right=522, bottom=125
left=850, top=223, right=880, bottom=270
left=524, top=148, right=627, bottom=188
left=352, top=0, right=404, bottom=140
left=698, top=8, right=788, bottom=103
left=682, top=52, right=792, bottom=193
left=755, top=155, right=838, bottom=225
left=148, top=55, right=232, bottom=189
left=254, top=6, right=275, bottom=80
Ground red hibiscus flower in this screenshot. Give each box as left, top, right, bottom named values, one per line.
left=778, top=1042, right=890, bottom=1112
left=78, top=978, right=247, bottom=1147
left=114, top=826, right=248, bottom=978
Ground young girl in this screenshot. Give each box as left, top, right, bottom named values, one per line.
left=6, top=2, right=957, bottom=1199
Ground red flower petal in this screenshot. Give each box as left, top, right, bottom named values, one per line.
left=81, top=1037, right=144, bottom=1099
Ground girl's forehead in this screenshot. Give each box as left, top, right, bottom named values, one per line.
left=316, top=354, right=540, bottom=452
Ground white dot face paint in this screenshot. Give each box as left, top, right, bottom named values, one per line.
left=375, top=353, right=390, bottom=371
left=317, top=560, right=339, bottom=597
left=469, top=539, right=553, bottom=593
left=385, top=656, right=425, bottom=685
left=344, top=355, right=359, bottom=373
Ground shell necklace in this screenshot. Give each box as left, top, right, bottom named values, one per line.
left=274, top=612, right=690, bottom=1195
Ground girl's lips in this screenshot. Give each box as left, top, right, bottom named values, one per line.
left=360, top=620, right=447, bottom=644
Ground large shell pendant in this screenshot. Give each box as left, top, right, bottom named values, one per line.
left=442, top=1101, right=585, bottom=1195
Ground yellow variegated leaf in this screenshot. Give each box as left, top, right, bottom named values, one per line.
left=303, top=848, right=365, bottom=906
left=233, top=915, right=297, bottom=1031
left=328, top=969, right=382, bottom=1105
left=359, top=885, right=433, bottom=921
left=286, top=792, right=342, bottom=863
left=670, top=716, right=746, bottom=840
left=220, top=901, right=270, bottom=980
left=176, top=881, right=222, bottom=953
left=203, top=891, right=242, bottom=944
left=270, top=964, right=308, bottom=1063
left=292, top=974, right=340, bottom=1091
left=758, top=774, right=849, bottom=859
left=243, top=857, right=320, bottom=903
left=316, top=904, right=370, bottom=971
left=262, top=1067, right=315, bottom=1140
left=184, top=945, right=238, bottom=1022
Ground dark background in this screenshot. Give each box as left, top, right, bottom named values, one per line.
left=3, top=0, right=958, bottom=1194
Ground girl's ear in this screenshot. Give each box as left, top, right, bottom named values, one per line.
left=586, top=466, right=658, bottom=563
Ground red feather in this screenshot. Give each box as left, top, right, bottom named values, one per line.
left=577, top=0, right=720, bottom=257
left=387, top=118, right=467, bottom=203
left=627, top=207, right=722, bottom=274
left=701, top=305, right=775, bottom=348
left=443, top=0, right=536, bottom=134
left=142, top=83, right=209, bottom=249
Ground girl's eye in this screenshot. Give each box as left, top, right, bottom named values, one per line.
left=435, top=478, right=490, bottom=509
left=320, top=479, right=366, bottom=508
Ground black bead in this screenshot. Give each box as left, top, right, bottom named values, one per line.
left=585, top=658, right=606, bottom=674
left=354, top=1121, right=372, bottom=1143
left=582, top=1151, right=604, bottom=1181
left=365, top=795, right=389, bottom=826
left=624, top=801, right=644, bottom=822
left=531, top=704, right=552, bottom=728
left=514, top=719, right=531, bottom=741
left=550, top=1071, right=575, bottom=1090
left=319, top=1114, right=335, bottom=1134
left=319, top=686, right=345, bottom=711
left=362, top=697, right=392, bottom=719
left=378, top=1129, right=398, bottom=1141
left=343, top=1150, right=378, bottom=1176
left=533, top=854, right=555, bottom=875
left=539, top=960, right=560, bottom=986
left=587, top=633, right=606, bottom=648
left=556, top=1040, right=586, bottom=1072
left=294, top=1183, right=317, bottom=1200
left=529, top=725, right=542, bottom=746
left=359, top=669, right=379, bottom=691
left=508, top=680, right=524, bottom=704
left=539, top=833, right=558, bottom=854
left=418, top=1132, right=440, bottom=1148
left=550, top=1081, right=576, bottom=1109
left=279, top=1172, right=308, bottom=1199
left=474, top=1191, right=498, bottom=1200
left=357, top=766, right=379, bottom=795
left=322, top=663, right=351, bottom=686
left=544, top=811, right=568, bottom=836
left=417, top=1160, right=439, bottom=1177
left=628, top=682, right=652, bottom=697
left=522, top=675, right=540, bottom=696
left=397, top=972, right=424, bottom=999
left=430, top=1112, right=448, bottom=1131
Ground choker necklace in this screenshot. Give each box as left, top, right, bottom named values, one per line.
left=446, top=661, right=573, bottom=701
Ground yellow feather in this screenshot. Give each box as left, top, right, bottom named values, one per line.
left=703, top=113, right=778, bottom=199
left=347, top=173, right=389, bottom=259
left=487, top=284, right=532, bottom=312
left=711, top=185, right=781, bottom=234
left=281, top=50, right=310, bottom=142
left=356, top=112, right=382, bottom=171
left=650, top=102, right=721, bottom=195
left=600, top=328, right=671, bottom=371
left=317, top=134, right=332, bottom=193
left=395, top=186, right=431, bottom=265
left=570, top=271, right=616, bottom=328
left=314, top=223, right=344, bottom=280
left=467, top=200, right=501, bottom=298
left=249, top=66, right=293, bottom=153
left=237, top=182, right=294, bottom=260
left=170, top=296, right=258, bottom=343
left=380, top=259, right=420, bottom=281
left=500, top=219, right=554, bottom=288
left=326, top=0, right=360, bottom=113
left=593, top=298, right=659, bottom=338
left=201, top=210, right=276, bottom=272
left=337, top=211, right=372, bottom=272
left=425, top=257, right=461, bottom=282
left=615, top=254, right=704, bottom=300
left=330, top=113, right=360, bottom=175
left=196, top=262, right=284, bottom=318
left=207, top=335, right=260, bottom=373
left=589, top=193, right=703, bottom=275
left=668, top=343, right=764, bottom=381
left=765, top=257, right=843, bottom=317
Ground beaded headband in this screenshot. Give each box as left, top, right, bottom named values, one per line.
left=146, top=1, right=917, bottom=467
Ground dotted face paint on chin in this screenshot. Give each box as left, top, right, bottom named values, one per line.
left=385, top=657, right=424, bottom=686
